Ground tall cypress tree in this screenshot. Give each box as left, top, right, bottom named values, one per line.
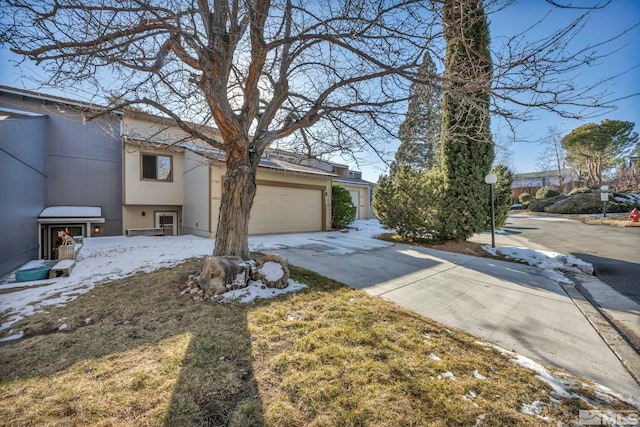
left=439, top=0, right=494, bottom=240
left=393, top=52, right=442, bottom=172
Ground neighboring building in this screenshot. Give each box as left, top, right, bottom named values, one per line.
left=0, top=86, right=122, bottom=274
left=511, top=169, right=579, bottom=203
left=0, top=86, right=343, bottom=276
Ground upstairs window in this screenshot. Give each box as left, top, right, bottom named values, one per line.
left=348, top=171, right=362, bottom=180
left=142, top=153, right=173, bottom=181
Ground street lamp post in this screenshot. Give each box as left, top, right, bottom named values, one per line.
left=601, top=185, right=609, bottom=218
left=485, top=173, right=498, bottom=248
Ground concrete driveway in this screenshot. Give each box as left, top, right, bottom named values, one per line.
left=275, top=241, right=640, bottom=399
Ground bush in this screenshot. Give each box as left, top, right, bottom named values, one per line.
left=331, top=184, right=357, bottom=228
left=528, top=195, right=565, bottom=212
left=488, top=164, right=513, bottom=230
left=536, top=186, right=560, bottom=199
left=518, top=193, right=532, bottom=204
left=569, top=187, right=593, bottom=195
left=373, top=167, right=445, bottom=241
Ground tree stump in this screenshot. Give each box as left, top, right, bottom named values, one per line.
left=251, top=254, right=290, bottom=289
left=197, top=256, right=250, bottom=297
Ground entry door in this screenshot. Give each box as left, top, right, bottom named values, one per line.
left=349, top=190, right=360, bottom=219
left=155, top=212, right=177, bottom=236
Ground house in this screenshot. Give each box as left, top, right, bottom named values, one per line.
left=0, top=86, right=341, bottom=276
left=122, top=110, right=335, bottom=236
left=266, top=148, right=375, bottom=220
left=0, top=86, right=123, bottom=274
left=511, top=169, right=579, bottom=203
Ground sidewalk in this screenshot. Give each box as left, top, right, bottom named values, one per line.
left=470, top=229, right=640, bottom=386
left=276, top=239, right=640, bottom=399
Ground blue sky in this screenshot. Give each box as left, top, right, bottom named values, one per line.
left=1, top=1, right=638, bottom=180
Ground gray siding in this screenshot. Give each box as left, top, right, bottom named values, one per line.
left=45, top=109, right=122, bottom=235
left=0, top=115, right=47, bottom=275
left=0, top=90, right=124, bottom=275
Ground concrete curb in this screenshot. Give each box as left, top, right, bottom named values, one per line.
left=562, top=278, right=640, bottom=386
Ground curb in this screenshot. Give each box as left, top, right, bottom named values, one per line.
left=561, top=277, right=640, bottom=386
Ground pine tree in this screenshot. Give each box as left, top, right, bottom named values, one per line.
left=439, top=0, right=495, bottom=241
left=394, top=53, right=442, bottom=172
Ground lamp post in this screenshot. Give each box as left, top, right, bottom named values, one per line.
left=485, top=173, right=498, bottom=248
left=600, top=185, right=609, bottom=218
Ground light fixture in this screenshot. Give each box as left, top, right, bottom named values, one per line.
left=600, top=185, right=609, bottom=218
left=141, top=211, right=146, bottom=217
left=484, top=173, right=498, bottom=248
left=93, top=225, right=101, bottom=234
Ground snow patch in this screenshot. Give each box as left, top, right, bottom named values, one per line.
left=438, top=371, right=457, bottom=380
left=473, top=370, right=486, bottom=380
left=259, top=261, right=284, bottom=282
left=429, top=353, right=441, bottom=361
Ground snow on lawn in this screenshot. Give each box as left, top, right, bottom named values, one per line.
left=478, top=341, right=640, bottom=410
left=482, top=245, right=594, bottom=285
left=0, top=220, right=389, bottom=337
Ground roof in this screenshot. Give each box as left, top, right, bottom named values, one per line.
left=39, top=206, right=102, bottom=218
left=0, top=85, right=122, bottom=115
left=333, top=177, right=375, bottom=187
left=514, top=170, right=572, bottom=179
left=125, top=134, right=336, bottom=178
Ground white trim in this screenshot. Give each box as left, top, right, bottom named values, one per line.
left=0, top=107, right=46, bottom=117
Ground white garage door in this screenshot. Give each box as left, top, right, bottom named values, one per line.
left=249, top=184, right=323, bottom=234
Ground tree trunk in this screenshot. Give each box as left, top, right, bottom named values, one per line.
left=213, top=145, right=261, bottom=259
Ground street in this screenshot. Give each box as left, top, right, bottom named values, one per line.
left=502, top=214, right=640, bottom=304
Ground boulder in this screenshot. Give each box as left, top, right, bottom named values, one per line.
left=197, top=256, right=250, bottom=297
left=251, top=254, right=290, bottom=289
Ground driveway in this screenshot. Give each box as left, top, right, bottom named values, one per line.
left=274, top=240, right=640, bottom=399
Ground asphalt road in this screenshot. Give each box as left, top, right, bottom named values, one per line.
left=503, top=215, right=640, bottom=304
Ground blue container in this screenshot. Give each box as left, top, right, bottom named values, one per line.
left=15, top=267, right=51, bottom=282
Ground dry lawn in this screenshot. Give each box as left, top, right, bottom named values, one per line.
left=0, top=257, right=636, bottom=426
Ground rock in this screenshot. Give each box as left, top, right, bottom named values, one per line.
left=197, top=256, right=250, bottom=297
left=189, top=288, right=199, bottom=295
left=251, top=254, right=290, bottom=289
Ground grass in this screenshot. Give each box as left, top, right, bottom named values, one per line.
left=0, top=257, right=637, bottom=426
left=572, top=214, right=640, bottom=227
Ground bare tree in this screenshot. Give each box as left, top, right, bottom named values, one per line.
left=1, top=0, right=636, bottom=257
left=536, top=126, right=569, bottom=190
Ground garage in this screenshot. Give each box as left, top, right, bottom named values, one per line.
left=249, top=182, right=324, bottom=234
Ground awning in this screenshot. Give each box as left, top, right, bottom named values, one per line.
left=38, top=206, right=105, bottom=224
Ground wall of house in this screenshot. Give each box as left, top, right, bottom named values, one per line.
left=122, top=205, right=182, bottom=230
left=122, top=142, right=184, bottom=206
left=0, top=114, right=48, bottom=276
left=182, top=150, right=211, bottom=238
left=338, top=183, right=371, bottom=220
left=0, top=91, right=123, bottom=237
left=45, top=107, right=122, bottom=235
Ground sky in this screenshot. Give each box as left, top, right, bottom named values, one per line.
left=1, top=1, right=638, bottom=180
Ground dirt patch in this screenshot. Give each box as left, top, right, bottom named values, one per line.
left=378, top=233, right=490, bottom=257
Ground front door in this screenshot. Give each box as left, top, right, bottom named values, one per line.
left=155, top=212, right=177, bottom=236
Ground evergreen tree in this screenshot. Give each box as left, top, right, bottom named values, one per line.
left=439, top=0, right=495, bottom=241
left=394, top=53, right=443, bottom=172
left=488, top=164, right=514, bottom=230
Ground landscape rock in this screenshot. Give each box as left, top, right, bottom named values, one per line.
left=251, top=254, right=290, bottom=289
left=197, top=256, right=250, bottom=297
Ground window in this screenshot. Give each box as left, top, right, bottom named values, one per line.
left=348, top=171, right=362, bottom=180
left=141, top=153, right=172, bottom=181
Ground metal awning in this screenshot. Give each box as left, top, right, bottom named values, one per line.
left=38, top=206, right=105, bottom=225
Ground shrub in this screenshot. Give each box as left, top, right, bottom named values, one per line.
left=569, top=187, right=593, bottom=195
left=518, top=193, right=532, bottom=204
left=487, top=164, right=513, bottom=230
left=536, top=186, right=560, bottom=199
left=331, top=184, right=357, bottom=228
left=528, top=195, right=565, bottom=212
left=373, top=167, right=445, bottom=241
